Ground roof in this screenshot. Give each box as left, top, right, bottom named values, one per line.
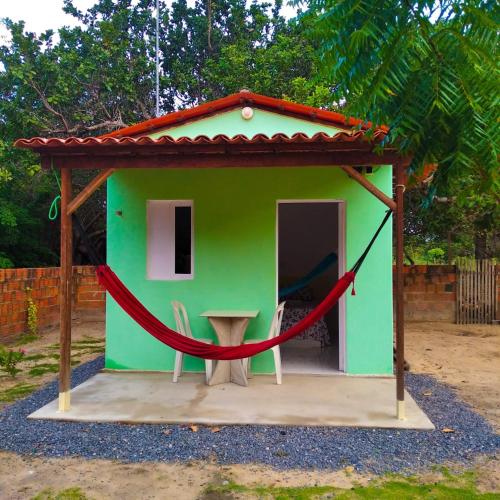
left=14, top=92, right=400, bottom=169
left=101, top=91, right=387, bottom=139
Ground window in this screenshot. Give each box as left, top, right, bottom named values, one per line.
left=147, top=200, right=193, bottom=280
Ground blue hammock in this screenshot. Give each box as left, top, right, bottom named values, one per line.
left=279, top=252, right=338, bottom=299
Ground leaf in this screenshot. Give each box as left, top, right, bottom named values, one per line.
left=189, top=424, right=198, bottom=433
left=442, top=428, right=455, bottom=433
left=211, top=426, right=222, bottom=433
left=422, top=391, right=432, bottom=396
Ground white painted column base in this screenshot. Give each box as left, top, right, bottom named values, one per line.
left=58, top=391, right=71, bottom=412
left=397, top=400, right=405, bottom=420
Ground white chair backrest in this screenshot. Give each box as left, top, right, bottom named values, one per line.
left=171, top=301, right=193, bottom=338
left=268, top=301, right=286, bottom=339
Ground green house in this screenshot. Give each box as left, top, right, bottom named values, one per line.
left=17, top=91, right=412, bottom=421
left=100, top=92, right=395, bottom=377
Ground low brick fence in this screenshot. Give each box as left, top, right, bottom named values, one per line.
left=1, top=264, right=498, bottom=341
left=400, top=265, right=457, bottom=322
left=401, top=264, right=500, bottom=322
left=0, top=266, right=105, bottom=342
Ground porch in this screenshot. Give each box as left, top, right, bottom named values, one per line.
left=29, top=371, right=433, bottom=429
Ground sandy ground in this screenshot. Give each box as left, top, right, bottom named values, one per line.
left=405, top=321, right=500, bottom=431
left=0, top=319, right=498, bottom=498
left=0, top=451, right=497, bottom=499
left=0, top=314, right=105, bottom=411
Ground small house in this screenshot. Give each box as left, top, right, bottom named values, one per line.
left=17, top=91, right=412, bottom=424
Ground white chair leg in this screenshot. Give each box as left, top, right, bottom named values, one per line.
left=205, top=359, right=213, bottom=384
left=173, top=351, right=183, bottom=383
left=245, top=357, right=253, bottom=378
left=272, top=346, right=282, bottom=385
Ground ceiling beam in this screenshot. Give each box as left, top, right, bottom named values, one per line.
left=48, top=151, right=402, bottom=170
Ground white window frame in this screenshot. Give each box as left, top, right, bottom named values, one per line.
left=147, top=200, right=194, bottom=281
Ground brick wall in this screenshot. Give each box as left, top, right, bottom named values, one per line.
left=0, top=266, right=105, bottom=342
left=400, top=265, right=456, bottom=322
left=398, top=264, right=499, bottom=322
left=1, top=264, right=498, bottom=342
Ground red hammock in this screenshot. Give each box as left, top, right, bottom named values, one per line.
left=96, top=265, right=355, bottom=360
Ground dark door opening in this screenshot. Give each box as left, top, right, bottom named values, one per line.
left=278, top=202, right=341, bottom=373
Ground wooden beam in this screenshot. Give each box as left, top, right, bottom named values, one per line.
left=340, top=165, right=397, bottom=211
left=59, top=168, right=73, bottom=412
left=49, top=151, right=403, bottom=170
left=67, top=168, right=115, bottom=215
left=395, top=162, right=406, bottom=419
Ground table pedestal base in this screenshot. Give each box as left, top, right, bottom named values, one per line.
left=207, top=317, right=249, bottom=387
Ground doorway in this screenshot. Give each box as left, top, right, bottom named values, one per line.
left=277, top=201, right=345, bottom=374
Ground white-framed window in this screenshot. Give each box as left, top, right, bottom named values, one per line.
left=147, top=200, right=194, bottom=280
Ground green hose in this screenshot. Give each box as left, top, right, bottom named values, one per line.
left=48, top=195, right=61, bottom=220
left=48, top=163, right=62, bottom=221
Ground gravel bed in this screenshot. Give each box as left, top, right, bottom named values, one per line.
left=0, top=356, right=498, bottom=473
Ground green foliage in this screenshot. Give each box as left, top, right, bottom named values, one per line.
left=0, top=346, right=26, bottom=377
left=305, top=0, right=499, bottom=256
left=32, top=487, right=89, bottom=500
left=0, top=252, right=14, bottom=268
left=25, top=287, right=38, bottom=337
left=305, top=0, right=499, bottom=190
left=426, top=247, right=446, bottom=264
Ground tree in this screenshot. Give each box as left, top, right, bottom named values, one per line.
left=0, top=0, right=331, bottom=267
left=304, top=0, right=499, bottom=257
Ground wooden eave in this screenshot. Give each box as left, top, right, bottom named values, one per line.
left=16, top=132, right=403, bottom=170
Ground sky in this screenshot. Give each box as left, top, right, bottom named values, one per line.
left=0, top=0, right=297, bottom=44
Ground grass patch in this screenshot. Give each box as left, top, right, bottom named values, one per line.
left=28, top=363, right=59, bottom=377
left=48, top=339, right=104, bottom=352
left=32, top=487, right=89, bottom=500
left=74, top=338, right=104, bottom=345
left=28, top=359, right=80, bottom=377
left=0, top=383, right=38, bottom=402
left=76, top=348, right=105, bottom=355
left=24, top=354, right=48, bottom=362
left=16, top=334, right=39, bottom=346
left=205, top=472, right=498, bottom=499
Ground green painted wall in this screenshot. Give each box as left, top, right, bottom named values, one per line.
left=149, top=108, right=344, bottom=139
left=105, top=108, right=394, bottom=375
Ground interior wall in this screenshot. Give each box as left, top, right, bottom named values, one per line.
left=278, top=202, right=339, bottom=346
left=278, top=202, right=339, bottom=298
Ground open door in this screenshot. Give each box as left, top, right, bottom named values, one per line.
left=277, top=201, right=345, bottom=374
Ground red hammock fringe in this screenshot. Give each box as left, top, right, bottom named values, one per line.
left=96, top=265, right=355, bottom=360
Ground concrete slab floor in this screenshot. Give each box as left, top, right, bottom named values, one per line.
left=30, top=372, right=434, bottom=430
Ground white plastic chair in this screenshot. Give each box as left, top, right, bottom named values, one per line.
left=242, top=301, right=286, bottom=384
left=171, top=301, right=214, bottom=384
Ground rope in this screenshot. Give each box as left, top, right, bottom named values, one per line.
left=350, top=210, right=393, bottom=274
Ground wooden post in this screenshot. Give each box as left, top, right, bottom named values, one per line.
left=395, top=162, right=405, bottom=419
left=59, top=168, right=72, bottom=412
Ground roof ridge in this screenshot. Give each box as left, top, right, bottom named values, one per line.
left=100, top=92, right=386, bottom=139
